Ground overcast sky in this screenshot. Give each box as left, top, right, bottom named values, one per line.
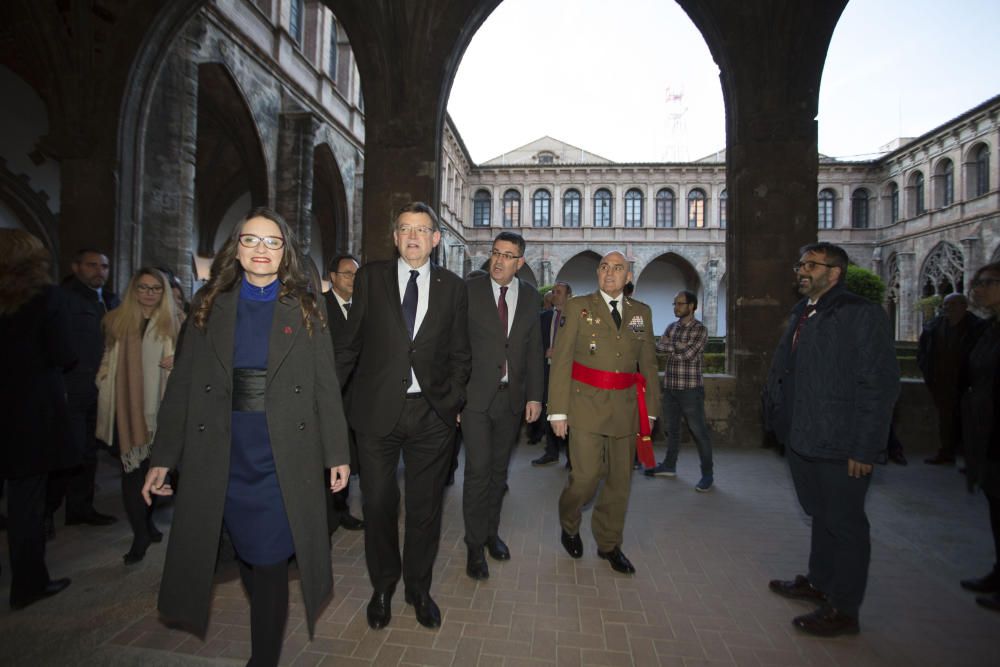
left=447, top=0, right=1000, bottom=164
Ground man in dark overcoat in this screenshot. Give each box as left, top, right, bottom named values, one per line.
left=48, top=249, right=120, bottom=532
left=147, top=288, right=350, bottom=638
left=533, top=281, right=572, bottom=467
left=462, top=231, right=544, bottom=580
left=763, top=242, right=899, bottom=637
left=323, top=253, right=364, bottom=532
left=336, top=202, right=471, bottom=630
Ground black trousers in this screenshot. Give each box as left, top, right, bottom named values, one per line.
left=788, top=448, right=871, bottom=617
left=462, top=388, right=521, bottom=548
left=356, top=396, right=453, bottom=594
left=46, top=395, right=99, bottom=520
left=238, top=559, right=289, bottom=667
left=122, top=459, right=155, bottom=554
left=6, top=473, right=51, bottom=605
left=987, top=489, right=1000, bottom=571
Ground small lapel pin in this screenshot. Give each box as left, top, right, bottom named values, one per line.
left=283, top=326, right=293, bottom=335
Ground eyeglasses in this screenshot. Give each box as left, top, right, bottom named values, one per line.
left=396, top=225, right=434, bottom=236
left=672, top=301, right=690, bottom=306
left=135, top=284, right=164, bottom=294
left=239, top=234, right=285, bottom=250
left=972, top=277, right=1000, bottom=288
left=490, top=250, right=522, bottom=261
left=333, top=271, right=357, bottom=278
left=792, top=260, right=836, bottom=273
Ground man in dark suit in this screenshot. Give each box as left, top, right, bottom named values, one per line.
left=48, top=249, right=120, bottom=533
left=533, top=281, right=572, bottom=467
left=336, top=202, right=471, bottom=630
left=323, top=254, right=365, bottom=533
left=462, top=232, right=544, bottom=580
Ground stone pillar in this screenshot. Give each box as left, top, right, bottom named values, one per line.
left=702, top=257, right=720, bottom=336
left=139, top=27, right=199, bottom=293
left=676, top=0, right=849, bottom=445
left=896, top=252, right=917, bottom=341
left=275, top=111, right=319, bottom=255
left=961, top=236, right=983, bottom=291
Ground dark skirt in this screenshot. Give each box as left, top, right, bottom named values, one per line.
left=223, top=411, right=294, bottom=565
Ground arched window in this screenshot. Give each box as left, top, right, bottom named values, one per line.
left=686, top=189, right=706, bottom=228
left=889, top=182, right=899, bottom=223
left=593, top=189, right=612, bottom=227
left=473, top=189, right=491, bottom=227
left=912, top=171, right=925, bottom=216
left=328, top=17, right=338, bottom=80
left=719, top=189, right=728, bottom=228
left=532, top=189, right=551, bottom=227
left=935, top=159, right=954, bottom=208
left=975, top=144, right=990, bottom=197
left=624, top=188, right=643, bottom=227
left=818, top=189, right=835, bottom=229
left=502, top=189, right=521, bottom=227
left=563, top=189, right=581, bottom=227
left=655, top=188, right=675, bottom=228
left=851, top=188, right=869, bottom=229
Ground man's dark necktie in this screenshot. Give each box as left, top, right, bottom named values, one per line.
left=402, top=270, right=418, bottom=338
left=498, top=285, right=508, bottom=378
left=344, top=301, right=351, bottom=312
left=791, top=304, right=816, bottom=351
left=610, top=300, right=622, bottom=329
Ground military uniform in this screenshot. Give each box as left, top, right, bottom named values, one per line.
left=548, top=291, right=660, bottom=552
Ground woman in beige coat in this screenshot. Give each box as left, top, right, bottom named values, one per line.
left=97, top=267, right=181, bottom=564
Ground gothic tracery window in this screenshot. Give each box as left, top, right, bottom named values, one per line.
left=919, top=242, right=965, bottom=296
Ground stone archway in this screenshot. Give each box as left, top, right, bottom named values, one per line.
left=634, top=252, right=702, bottom=335
left=919, top=241, right=965, bottom=296
left=555, top=251, right=602, bottom=296
left=312, top=143, right=351, bottom=271
left=193, top=63, right=270, bottom=256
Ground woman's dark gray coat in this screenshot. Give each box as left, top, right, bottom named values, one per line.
left=150, top=288, right=349, bottom=636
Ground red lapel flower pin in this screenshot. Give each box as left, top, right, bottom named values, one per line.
left=283, top=326, right=293, bottom=335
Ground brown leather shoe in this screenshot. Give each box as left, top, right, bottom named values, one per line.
left=792, top=606, right=859, bottom=636
left=768, top=575, right=827, bottom=602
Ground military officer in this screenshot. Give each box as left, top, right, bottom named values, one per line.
left=547, top=250, right=660, bottom=574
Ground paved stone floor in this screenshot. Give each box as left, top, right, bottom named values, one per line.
left=1, top=439, right=998, bottom=666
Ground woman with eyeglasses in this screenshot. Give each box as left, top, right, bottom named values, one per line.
left=142, top=207, right=350, bottom=666
left=959, top=262, right=1000, bottom=613
left=96, top=267, right=181, bottom=565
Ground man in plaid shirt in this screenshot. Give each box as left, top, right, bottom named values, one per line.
left=645, top=290, right=714, bottom=491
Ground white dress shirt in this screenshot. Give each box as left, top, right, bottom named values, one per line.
left=398, top=257, right=431, bottom=393
left=492, top=277, right=519, bottom=382
left=332, top=291, right=351, bottom=319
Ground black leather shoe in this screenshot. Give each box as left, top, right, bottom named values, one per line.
left=486, top=536, right=510, bottom=561
left=597, top=547, right=636, bottom=575
left=123, top=550, right=146, bottom=566
left=404, top=590, right=441, bottom=629
left=340, top=513, right=366, bottom=531
left=366, top=589, right=394, bottom=629
left=560, top=530, right=583, bottom=559
left=768, top=575, right=827, bottom=602
left=976, top=593, right=1000, bottom=612
left=10, top=578, right=71, bottom=610
left=532, top=454, right=559, bottom=466
left=148, top=525, right=163, bottom=543
left=466, top=547, right=489, bottom=580
left=792, top=606, right=859, bottom=636
left=961, top=570, right=1000, bottom=593
left=66, top=510, right=117, bottom=526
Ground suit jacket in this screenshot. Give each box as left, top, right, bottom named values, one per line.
left=61, top=277, right=120, bottom=397
left=548, top=292, right=661, bottom=437
left=336, top=260, right=471, bottom=436
left=151, top=288, right=349, bottom=636
left=464, top=275, right=544, bottom=414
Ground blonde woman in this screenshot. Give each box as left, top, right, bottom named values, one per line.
left=97, top=268, right=181, bottom=564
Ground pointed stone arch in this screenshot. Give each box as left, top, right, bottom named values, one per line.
left=312, top=143, right=350, bottom=271
left=919, top=241, right=965, bottom=297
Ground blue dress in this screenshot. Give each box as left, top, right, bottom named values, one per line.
left=223, top=277, right=295, bottom=565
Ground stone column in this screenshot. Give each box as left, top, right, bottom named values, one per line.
left=961, top=236, right=983, bottom=291
left=275, top=111, right=319, bottom=255
left=702, top=257, right=720, bottom=336
left=139, top=27, right=199, bottom=293
left=896, top=252, right=917, bottom=341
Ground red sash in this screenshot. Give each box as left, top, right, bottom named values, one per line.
left=571, top=362, right=655, bottom=468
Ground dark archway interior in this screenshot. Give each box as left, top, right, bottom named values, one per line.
left=312, top=144, right=350, bottom=269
